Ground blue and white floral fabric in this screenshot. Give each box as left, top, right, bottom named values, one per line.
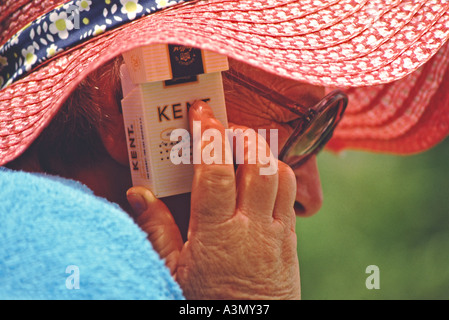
left=0, top=0, right=187, bottom=90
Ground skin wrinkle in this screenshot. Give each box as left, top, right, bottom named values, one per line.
left=223, top=65, right=326, bottom=189
left=224, top=85, right=295, bottom=153
left=186, top=218, right=288, bottom=300
left=220, top=222, right=295, bottom=299
left=224, top=76, right=294, bottom=123
left=225, top=60, right=325, bottom=160
left=226, top=59, right=323, bottom=119
left=227, top=80, right=321, bottom=124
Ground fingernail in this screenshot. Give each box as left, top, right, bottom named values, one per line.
left=192, top=100, right=214, bottom=118
left=127, top=193, right=147, bottom=217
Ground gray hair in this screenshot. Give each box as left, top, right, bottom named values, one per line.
left=6, top=57, right=123, bottom=174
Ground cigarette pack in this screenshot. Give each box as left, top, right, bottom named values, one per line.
left=120, top=44, right=229, bottom=198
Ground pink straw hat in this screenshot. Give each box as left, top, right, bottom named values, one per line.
left=1, top=0, right=449, bottom=166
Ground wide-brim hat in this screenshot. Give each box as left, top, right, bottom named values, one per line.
left=1, top=0, right=448, bottom=166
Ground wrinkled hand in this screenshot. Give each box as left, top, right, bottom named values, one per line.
left=127, top=101, right=301, bottom=300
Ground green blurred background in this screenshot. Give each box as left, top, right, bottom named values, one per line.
left=297, top=137, right=449, bottom=300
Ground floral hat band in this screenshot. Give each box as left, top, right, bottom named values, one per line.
left=0, top=0, right=188, bottom=90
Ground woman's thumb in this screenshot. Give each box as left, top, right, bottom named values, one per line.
left=127, top=186, right=183, bottom=275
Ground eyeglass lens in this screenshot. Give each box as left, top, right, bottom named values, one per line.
left=280, top=92, right=347, bottom=169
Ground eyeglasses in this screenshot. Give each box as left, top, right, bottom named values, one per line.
left=223, top=69, right=348, bottom=170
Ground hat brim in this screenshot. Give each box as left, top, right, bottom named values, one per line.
left=1, top=0, right=449, bottom=165
left=327, top=40, right=449, bottom=154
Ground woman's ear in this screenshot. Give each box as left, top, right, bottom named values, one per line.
left=98, top=117, right=130, bottom=166
left=94, top=59, right=130, bottom=167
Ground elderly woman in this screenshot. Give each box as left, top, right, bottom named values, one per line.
left=1, top=0, right=448, bottom=300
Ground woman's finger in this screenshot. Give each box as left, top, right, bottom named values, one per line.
left=230, top=124, right=279, bottom=219
left=127, top=186, right=183, bottom=275
left=188, top=100, right=236, bottom=226
left=273, top=161, right=297, bottom=229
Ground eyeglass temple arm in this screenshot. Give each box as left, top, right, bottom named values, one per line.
left=223, top=69, right=311, bottom=117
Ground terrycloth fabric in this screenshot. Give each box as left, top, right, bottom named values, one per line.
left=0, top=167, right=184, bottom=300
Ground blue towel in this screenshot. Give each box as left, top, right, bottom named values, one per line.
left=0, top=167, right=184, bottom=300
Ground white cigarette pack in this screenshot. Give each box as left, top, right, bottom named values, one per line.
left=120, top=44, right=229, bottom=198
